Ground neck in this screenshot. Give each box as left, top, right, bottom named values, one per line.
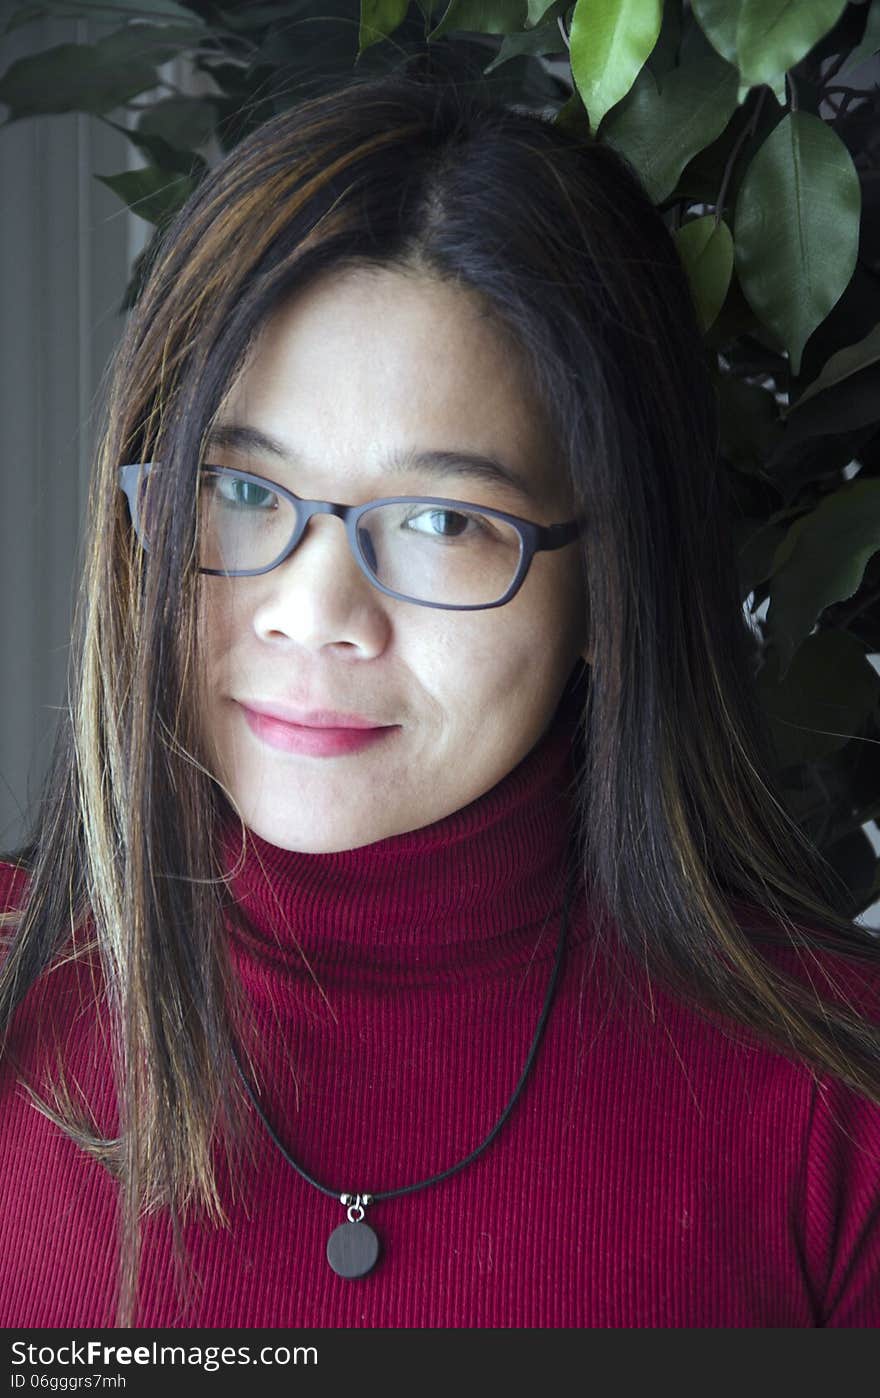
left=218, top=701, right=583, bottom=982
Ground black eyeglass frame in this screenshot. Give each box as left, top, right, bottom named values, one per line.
left=118, top=461, right=587, bottom=613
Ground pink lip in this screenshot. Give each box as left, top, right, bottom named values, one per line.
left=237, top=702, right=397, bottom=757
left=238, top=700, right=386, bottom=728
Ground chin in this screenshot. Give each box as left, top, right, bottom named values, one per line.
left=241, top=806, right=387, bottom=855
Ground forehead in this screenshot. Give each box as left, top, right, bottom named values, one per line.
left=215, top=266, right=568, bottom=506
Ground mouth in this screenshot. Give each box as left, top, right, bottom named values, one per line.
left=236, top=702, right=399, bottom=757
left=236, top=699, right=391, bottom=728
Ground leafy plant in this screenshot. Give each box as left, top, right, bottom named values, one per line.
left=3, top=0, right=880, bottom=916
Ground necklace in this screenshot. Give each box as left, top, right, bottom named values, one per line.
left=232, top=850, right=578, bottom=1280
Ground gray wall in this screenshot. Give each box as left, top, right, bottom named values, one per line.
left=0, top=18, right=133, bottom=851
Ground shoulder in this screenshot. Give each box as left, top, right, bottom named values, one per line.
left=732, top=906, right=880, bottom=1325
left=723, top=895, right=880, bottom=1017
left=800, top=1042, right=880, bottom=1325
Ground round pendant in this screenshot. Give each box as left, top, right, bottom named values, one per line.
left=327, top=1220, right=381, bottom=1279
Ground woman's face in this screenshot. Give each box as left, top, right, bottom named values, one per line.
left=199, top=266, right=589, bottom=852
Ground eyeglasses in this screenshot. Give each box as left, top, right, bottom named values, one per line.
left=118, top=462, right=586, bottom=612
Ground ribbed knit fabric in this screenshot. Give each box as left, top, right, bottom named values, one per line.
left=2, top=703, right=880, bottom=1327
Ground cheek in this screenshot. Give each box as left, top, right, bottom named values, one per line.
left=409, top=617, right=505, bottom=692
left=404, top=570, right=583, bottom=699
left=421, top=620, right=546, bottom=729
left=197, top=581, right=240, bottom=670
left=538, top=557, right=589, bottom=656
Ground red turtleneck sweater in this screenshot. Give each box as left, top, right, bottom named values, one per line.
left=2, top=708, right=880, bottom=1327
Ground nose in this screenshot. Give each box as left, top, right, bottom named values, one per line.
left=250, top=512, right=391, bottom=656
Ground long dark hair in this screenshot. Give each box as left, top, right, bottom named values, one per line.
left=2, top=67, right=879, bottom=1326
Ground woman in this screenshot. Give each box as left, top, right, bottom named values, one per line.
left=2, top=67, right=880, bottom=1330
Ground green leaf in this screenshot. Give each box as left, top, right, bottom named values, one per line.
left=0, top=24, right=208, bottom=121
left=674, top=215, right=734, bottom=332
left=601, top=49, right=738, bottom=202
left=692, top=0, right=847, bottom=95
left=737, top=0, right=847, bottom=92
left=5, top=0, right=202, bottom=31
left=95, top=23, right=207, bottom=63
left=138, top=96, right=218, bottom=151
left=690, top=0, right=738, bottom=65
left=96, top=164, right=198, bottom=227
left=358, top=0, right=410, bottom=54
left=715, top=369, right=785, bottom=474
left=484, top=18, right=566, bottom=70
left=733, top=111, right=860, bottom=376
left=104, top=115, right=208, bottom=175
left=785, top=322, right=880, bottom=417
left=528, top=0, right=561, bottom=22
left=766, top=478, right=880, bottom=674
left=839, top=0, right=880, bottom=77
left=703, top=271, right=762, bottom=347
left=765, top=364, right=880, bottom=481
left=569, top=0, right=663, bottom=136
left=757, top=628, right=880, bottom=766
left=644, top=0, right=682, bottom=82
left=677, top=86, right=787, bottom=210
left=736, top=516, right=789, bottom=595
left=554, top=85, right=590, bottom=133
left=0, top=43, right=158, bottom=120
left=428, top=0, right=529, bottom=39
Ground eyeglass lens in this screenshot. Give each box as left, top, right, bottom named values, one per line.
left=196, top=470, right=525, bottom=606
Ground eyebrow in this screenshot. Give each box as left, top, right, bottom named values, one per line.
left=204, top=423, right=541, bottom=505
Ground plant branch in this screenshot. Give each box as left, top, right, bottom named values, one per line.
left=823, top=85, right=874, bottom=101
left=714, top=88, right=767, bottom=228
left=834, top=89, right=863, bottom=122
left=836, top=585, right=880, bottom=631
left=820, top=49, right=851, bottom=89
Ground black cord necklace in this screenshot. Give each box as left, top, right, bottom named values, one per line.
left=231, top=850, right=578, bottom=1280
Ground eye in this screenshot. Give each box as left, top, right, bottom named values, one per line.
left=205, top=471, right=278, bottom=511
left=401, top=507, right=489, bottom=539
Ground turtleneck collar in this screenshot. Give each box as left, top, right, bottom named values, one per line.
left=218, top=693, right=584, bottom=982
